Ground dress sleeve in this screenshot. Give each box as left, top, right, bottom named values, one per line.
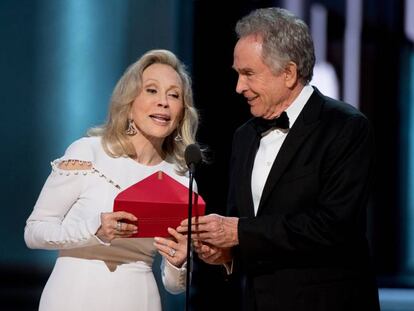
left=160, top=257, right=187, bottom=294
left=24, top=138, right=103, bottom=250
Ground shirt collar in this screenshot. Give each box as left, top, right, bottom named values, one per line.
left=285, top=84, right=314, bottom=128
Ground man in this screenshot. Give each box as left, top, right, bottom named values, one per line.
left=179, top=7, right=379, bottom=311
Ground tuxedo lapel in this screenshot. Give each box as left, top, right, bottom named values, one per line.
left=257, top=90, right=323, bottom=215
left=238, top=126, right=260, bottom=218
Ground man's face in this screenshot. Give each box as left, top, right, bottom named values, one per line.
left=232, top=35, right=290, bottom=119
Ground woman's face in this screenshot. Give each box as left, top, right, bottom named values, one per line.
left=130, top=63, right=184, bottom=143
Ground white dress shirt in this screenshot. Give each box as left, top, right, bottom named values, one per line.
left=251, top=85, right=314, bottom=215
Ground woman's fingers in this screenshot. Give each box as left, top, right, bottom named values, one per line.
left=98, top=212, right=138, bottom=241
left=117, top=221, right=138, bottom=232
left=114, top=221, right=138, bottom=237
left=168, top=227, right=186, bottom=242
left=154, top=236, right=178, bottom=251
left=154, top=231, right=188, bottom=267
left=113, top=211, right=137, bottom=222
left=114, top=227, right=137, bottom=237
left=154, top=238, right=173, bottom=255
left=108, top=212, right=138, bottom=231
left=154, top=237, right=178, bottom=262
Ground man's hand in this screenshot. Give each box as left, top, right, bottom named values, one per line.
left=177, top=214, right=239, bottom=248
left=193, top=240, right=233, bottom=265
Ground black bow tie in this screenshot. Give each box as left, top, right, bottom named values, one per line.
left=253, top=111, right=290, bottom=135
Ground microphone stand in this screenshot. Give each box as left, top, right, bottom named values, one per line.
left=185, top=165, right=195, bottom=311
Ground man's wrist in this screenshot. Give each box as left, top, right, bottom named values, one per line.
left=228, top=217, right=239, bottom=246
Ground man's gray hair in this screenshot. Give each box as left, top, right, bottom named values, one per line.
left=236, top=7, right=315, bottom=84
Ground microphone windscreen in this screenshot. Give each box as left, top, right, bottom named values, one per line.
left=184, top=144, right=202, bottom=167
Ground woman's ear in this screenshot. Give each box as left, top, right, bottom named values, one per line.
left=284, top=61, right=298, bottom=88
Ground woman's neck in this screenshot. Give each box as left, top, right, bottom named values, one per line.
left=129, top=134, right=165, bottom=166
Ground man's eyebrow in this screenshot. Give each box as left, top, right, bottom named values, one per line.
left=232, top=65, right=250, bottom=72
left=236, top=67, right=253, bottom=74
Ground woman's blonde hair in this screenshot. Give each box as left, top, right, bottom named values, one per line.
left=88, top=49, right=199, bottom=174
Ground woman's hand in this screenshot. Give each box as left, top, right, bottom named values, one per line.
left=154, top=227, right=187, bottom=268
left=96, top=211, right=138, bottom=243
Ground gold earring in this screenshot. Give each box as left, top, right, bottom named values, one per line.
left=126, top=119, right=137, bottom=136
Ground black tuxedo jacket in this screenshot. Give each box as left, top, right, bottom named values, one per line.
left=227, top=88, right=379, bottom=311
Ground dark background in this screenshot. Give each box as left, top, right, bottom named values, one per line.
left=1, top=0, right=413, bottom=310
left=190, top=0, right=412, bottom=309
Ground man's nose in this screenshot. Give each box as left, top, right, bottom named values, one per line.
left=235, top=76, right=247, bottom=94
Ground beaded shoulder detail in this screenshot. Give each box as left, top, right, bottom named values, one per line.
left=51, top=159, right=121, bottom=189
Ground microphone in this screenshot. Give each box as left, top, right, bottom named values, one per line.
left=184, top=143, right=201, bottom=311
left=184, top=143, right=202, bottom=173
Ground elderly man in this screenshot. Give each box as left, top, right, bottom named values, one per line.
left=179, top=7, right=379, bottom=311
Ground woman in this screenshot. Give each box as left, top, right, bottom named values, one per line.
left=24, top=49, right=200, bottom=311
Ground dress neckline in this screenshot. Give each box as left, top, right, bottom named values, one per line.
left=125, top=156, right=167, bottom=169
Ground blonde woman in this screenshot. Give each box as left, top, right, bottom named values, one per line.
left=25, top=49, right=200, bottom=311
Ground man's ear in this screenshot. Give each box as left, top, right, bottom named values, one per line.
left=284, top=61, right=298, bottom=88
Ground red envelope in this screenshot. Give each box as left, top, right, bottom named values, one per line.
left=113, top=171, right=205, bottom=237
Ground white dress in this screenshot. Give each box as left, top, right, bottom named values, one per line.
left=24, top=136, right=189, bottom=311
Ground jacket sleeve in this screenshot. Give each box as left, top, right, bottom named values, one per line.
left=226, top=131, right=240, bottom=218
